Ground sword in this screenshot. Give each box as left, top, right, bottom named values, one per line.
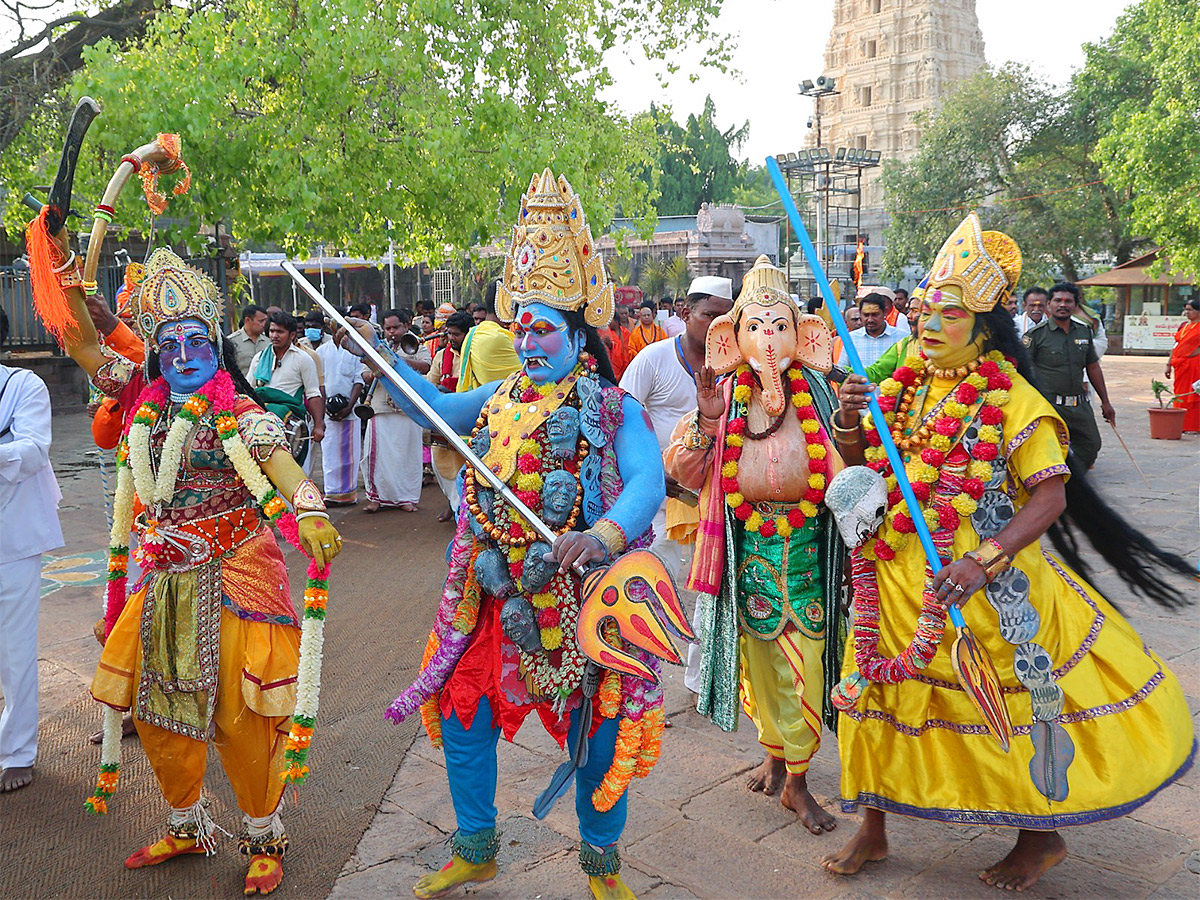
left=282, top=261, right=562, bottom=549
left=1108, top=423, right=1152, bottom=490
left=44, top=97, right=102, bottom=235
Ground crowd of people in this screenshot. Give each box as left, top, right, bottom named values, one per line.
left=0, top=155, right=1195, bottom=900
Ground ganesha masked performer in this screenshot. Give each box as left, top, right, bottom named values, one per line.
left=29, top=209, right=341, bottom=896
left=664, top=255, right=847, bottom=835
left=361, top=170, right=673, bottom=900
left=823, top=214, right=1195, bottom=891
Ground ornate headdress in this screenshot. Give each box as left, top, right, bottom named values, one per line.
left=927, top=213, right=1022, bottom=313
left=133, top=248, right=225, bottom=353
left=495, top=169, right=613, bottom=328
left=729, top=254, right=798, bottom=322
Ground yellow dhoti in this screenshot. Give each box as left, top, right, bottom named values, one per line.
left=740, top=626, right=825, bottom=775
left=92, top=530, right=300, bottom=818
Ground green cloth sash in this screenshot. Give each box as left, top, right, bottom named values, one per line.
left=735, top=515, right=825, bottom=640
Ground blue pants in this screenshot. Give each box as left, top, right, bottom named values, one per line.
left=441, top=694, right=627, bottom=848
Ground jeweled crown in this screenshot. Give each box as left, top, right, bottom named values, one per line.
left=927, top=214, right=1022, bottom=313
left=496, top=169, right=613, bottom=328
left=133, top=248, right=224, bottom=350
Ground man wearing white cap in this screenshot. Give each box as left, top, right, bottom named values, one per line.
left=620, top=275, right=733, bottom=692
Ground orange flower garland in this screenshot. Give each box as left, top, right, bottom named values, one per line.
left=722, top=366, right=830, bottom=536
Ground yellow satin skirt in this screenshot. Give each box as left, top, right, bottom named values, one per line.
left=837, top=546, right=1195, bottom=829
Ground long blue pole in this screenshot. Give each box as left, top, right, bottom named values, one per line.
left=765, top=156, right=966, bottom=629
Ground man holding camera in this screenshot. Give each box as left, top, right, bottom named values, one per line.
left=310, top=316, right=365, bottom=505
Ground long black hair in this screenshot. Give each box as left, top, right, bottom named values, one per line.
left=562, top=307, right=617, bottom=385
left=146, top=336, right=263, bottom=407
left=977, top=307, right=1194, bottom=609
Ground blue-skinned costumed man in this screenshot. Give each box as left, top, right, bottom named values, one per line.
left=359, top=170, right=670, bottom=900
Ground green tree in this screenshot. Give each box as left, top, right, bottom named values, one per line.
left=639, top=256, right=666, bottom=300
left=2, top=0, right=730, bottom=260
left=648, top=95, right=748, bottom=216
left=606, top=254, right=635, bottom=286
left=879, top=63, right=1140, bottom=285
left=1091, top=0, right=1200, bottom=275
left=664, top=255, right=691, bottom=299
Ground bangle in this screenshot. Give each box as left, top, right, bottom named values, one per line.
left=586, top=518, right=626, bottom=557
left=963, top=538, right=1011, bottom=583
left=294, top=510, right=330, bottom=523
left=51, top=250, right=77, bottom=273
left=681, top=414, right=715, bottom=451
left=830, top=417, right=862, bottom=443
left=291, top=478, right=326, bottom=513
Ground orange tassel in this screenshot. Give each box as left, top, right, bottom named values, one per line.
left=24, top=207, right=79, bottom=345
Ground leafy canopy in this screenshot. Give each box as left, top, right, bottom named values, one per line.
left=3, top=0, right=730, bottom=259
left=644, top=95, right=748, bottom=216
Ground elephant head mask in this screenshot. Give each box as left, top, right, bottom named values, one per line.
left=704, top=255, right=833, bottom=416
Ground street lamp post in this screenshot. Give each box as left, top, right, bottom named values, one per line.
left=797, top=77, right=840, bottom=289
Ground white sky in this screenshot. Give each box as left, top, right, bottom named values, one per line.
left=602, top=0, right=1137, bottom=165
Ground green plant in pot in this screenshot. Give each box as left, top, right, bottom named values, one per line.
left=1147, top=379, right=1187, bottom=440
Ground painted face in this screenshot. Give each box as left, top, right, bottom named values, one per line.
left=512, top=303, right=583, bottom=384
left=918, top=287, right=981, bottom=366
left=736, top=300, right=798, bottom=417
left=156, top=319, right=219, bottom=396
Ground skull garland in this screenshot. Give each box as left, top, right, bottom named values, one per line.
left=1013, top=641, right=1064, bottom=722
left=971, top=490, right=1015, bottom=540
left=826, top=467, right=889, bottom=549
left=984, top=567, right=1039, bottom=644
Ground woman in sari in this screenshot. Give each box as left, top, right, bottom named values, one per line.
left=1166, top=298, right=1200, bottom=432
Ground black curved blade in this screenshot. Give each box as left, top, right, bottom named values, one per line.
left=44, top=96, right=101, bottom=234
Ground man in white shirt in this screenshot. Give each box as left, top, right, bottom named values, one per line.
left=249, top=310, right=325, bottom=443
left=311, top=320, right=365, bottom=505
left=0, top=362, right=64, bottom=793
left=226, top=304, right=270, bottom=377
left=837, top=291, right=908, bottom=368
left=361, top=309, right=431, bottom=513
left=621, top=275, right=733, bottom=692
left=1014, top=287, right=1048, bottom=337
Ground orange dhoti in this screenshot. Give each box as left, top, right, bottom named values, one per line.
left=92, top=529, right=300, bottom=819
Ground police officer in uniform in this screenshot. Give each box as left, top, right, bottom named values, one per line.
left=1023, top=282, right=1115, bottom=468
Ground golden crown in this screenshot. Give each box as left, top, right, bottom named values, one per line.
left=133, top=248, right=224, bottom=350
left=730, top=254, right=797, bottom=321
left=496, top=169, right=613, bottom=328
left=927, top=214, right=1022, bottom=313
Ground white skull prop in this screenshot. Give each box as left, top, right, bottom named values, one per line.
left=1013, top=641, right=1064, bottom=722
left=984, top=567, right=1039, bottom=644
left=962, top=421, right=1007, bottom=489
left=826, top=467, right=889, bottom=549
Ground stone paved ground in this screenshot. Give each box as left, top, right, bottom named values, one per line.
left=329, top=356, right=1200, bottom=900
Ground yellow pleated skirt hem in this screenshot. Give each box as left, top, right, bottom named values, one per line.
left=840, top=737, right=1196, bottom=830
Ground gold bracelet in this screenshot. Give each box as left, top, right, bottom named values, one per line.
left=681, top=414, right=715, bottom=451
left=291, top=479, right=326, bottom=513
left=830, top=417, right=863, bottom=444
left=963, top=538, right=1011, bottom=583
left=586, top=518, right=626, bottom=557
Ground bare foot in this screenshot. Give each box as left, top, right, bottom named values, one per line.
left=0, top=766, right=33, bottom=792
left=747, top=754, right=786, bottom=795
left=781, top=772, right=836, bottom=834
left=364, top=501, right=381, bottom=514
left=821, top=808, right=887, bottom=875
left=980, top=830, right=1067, bottom=891
left=437, top=507, right=453, bottom=522
left=89, top=713, right=138, bottom=745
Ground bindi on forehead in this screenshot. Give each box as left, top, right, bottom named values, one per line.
left=519, top=311, right=534, bottom=327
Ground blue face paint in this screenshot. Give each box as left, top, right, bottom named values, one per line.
left=156, top=318, right=219, bottom=396
left=305, top=327, right=324, bottom=345
left=512, top=303, right=583, bottom=384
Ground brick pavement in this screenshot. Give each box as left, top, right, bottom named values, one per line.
left=329, top=356, right=1200, bottom=900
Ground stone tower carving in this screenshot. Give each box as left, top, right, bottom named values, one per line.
left=814, top=0, right=985, bottom=247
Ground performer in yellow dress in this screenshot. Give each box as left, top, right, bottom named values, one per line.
left=823, top=214, right=1195, bottom=891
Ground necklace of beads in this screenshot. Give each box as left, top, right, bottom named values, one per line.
left=722, top=365, right=830, bottom=537
left=846, top=350, right=1016, bottom=683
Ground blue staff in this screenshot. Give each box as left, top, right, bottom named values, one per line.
left=765, top=156, right=1012, bottom=749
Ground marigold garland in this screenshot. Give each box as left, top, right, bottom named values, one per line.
left=722, top=366, right=830, bottom=536
left=592, top=716, right=643, bottom=812
left=88, top=369, right=334, bottom=810
left=838, top=350, right=1015, bottom=692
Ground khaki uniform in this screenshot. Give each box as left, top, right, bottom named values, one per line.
left=1023, top=317, right=1102, bottom=467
